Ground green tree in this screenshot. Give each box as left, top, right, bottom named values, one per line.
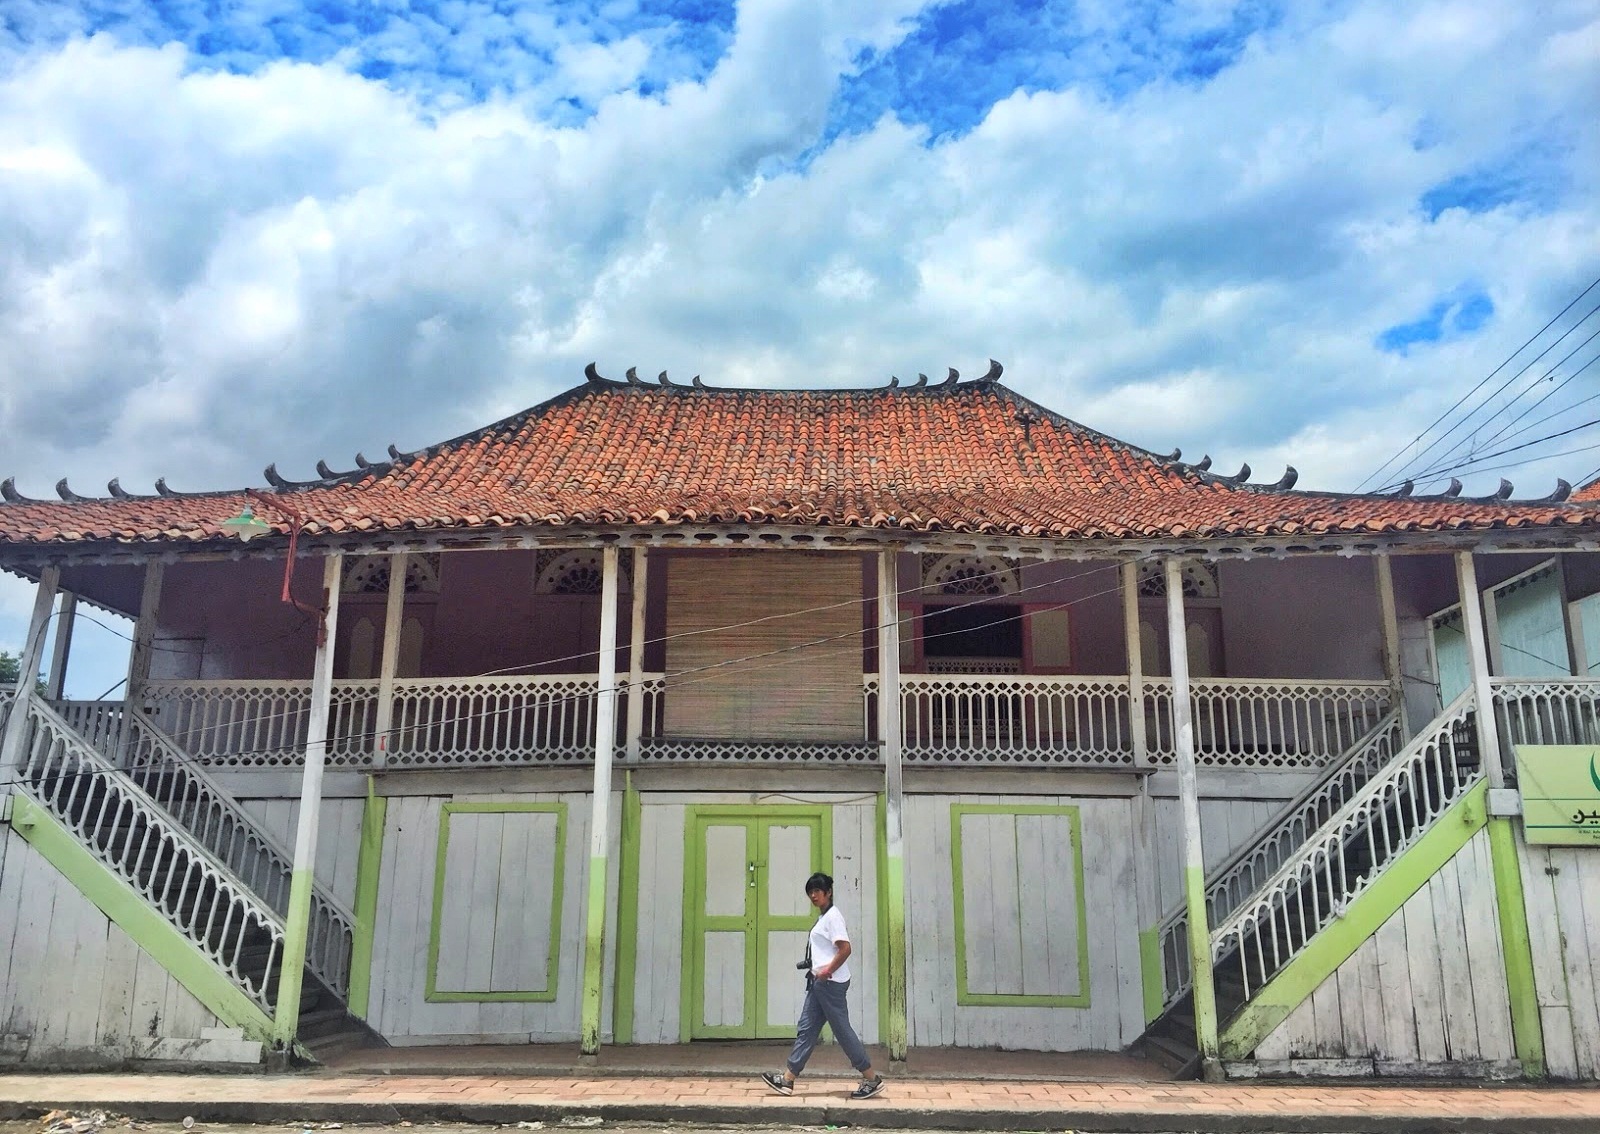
left=0, top=650, right=48, bottom=696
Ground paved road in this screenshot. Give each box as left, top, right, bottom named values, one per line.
left=2, top=1122, right=1287, bottom=1134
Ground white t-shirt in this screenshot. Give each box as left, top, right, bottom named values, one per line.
left=810, top=905, right=852, bottom=984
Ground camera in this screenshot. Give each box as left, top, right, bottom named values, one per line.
left=795, top=959, right=811, bottom=970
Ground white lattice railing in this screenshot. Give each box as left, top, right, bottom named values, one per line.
left=130, top=673, right=1395, bottom=770
left=1211, top=690, right=1479, bottom=1001
left=895, top=674, right=1135, bottom=765
left=142, top=680, right=315, bottom=767
left=1145, top=678, right=1394, bottom=769
left=1156, top=710, right=1405, bottom=1006
left=138, top=675, right=663, bottom=768
left=12, top=699, right=287, bottom=1013
left=1493, top=677, right=1600, bottom=749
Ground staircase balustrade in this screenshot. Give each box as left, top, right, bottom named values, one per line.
left=1209, top=690, right=1479, bottom=1001
left=12, top=698, right=288, bottom=1012
left=1155, top=711, right=1404, bottom=1006
left=47, top=698, right=355, bottom=998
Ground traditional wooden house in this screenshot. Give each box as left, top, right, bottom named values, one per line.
left=5, top=361, right=1600, bottom=1080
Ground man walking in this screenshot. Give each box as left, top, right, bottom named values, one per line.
left=761, top=872, right=885, bottom=1099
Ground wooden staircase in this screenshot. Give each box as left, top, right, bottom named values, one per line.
left=11, top=697, right=380, bottom=1063
left=1136, top=697, right=1483, bottom=1075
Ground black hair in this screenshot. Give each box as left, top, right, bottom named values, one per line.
left=804, top=872, right=833, bottom=896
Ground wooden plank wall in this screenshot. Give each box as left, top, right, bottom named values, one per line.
left=1253, top=828, right=1516, bottom=1070
left=0, top=828, right=222, bottom=1065
left=626, top=793, right=879, bottom=1044
left=240, top=797, right=366, bottom=909
left=1516, top=836, right=1600, bottom=1079
left=365, top=791, right=617, bottom=1044
left=903, top=794, right=1143, bottom=1051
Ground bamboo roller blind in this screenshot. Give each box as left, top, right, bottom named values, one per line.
left=664, top=553, right=865, bottom=743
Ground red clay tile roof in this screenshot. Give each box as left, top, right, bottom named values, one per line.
left=2, top=368, right=1597, bottom=547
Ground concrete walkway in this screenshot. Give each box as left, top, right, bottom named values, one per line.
left=2, top=1067, right=1600, bottom=1133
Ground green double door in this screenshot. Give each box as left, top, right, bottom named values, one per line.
left=685, top=806, right=830, bottom=1039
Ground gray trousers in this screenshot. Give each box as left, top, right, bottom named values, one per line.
left=786, top=977, right=870, bottom=1075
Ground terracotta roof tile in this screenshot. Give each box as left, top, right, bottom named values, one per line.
left=2, top=371, right=1598, bottom=547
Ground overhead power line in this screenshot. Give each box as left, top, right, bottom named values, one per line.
left=1357, top=273, right=1600, bottom=493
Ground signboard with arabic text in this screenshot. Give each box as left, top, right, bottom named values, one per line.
left=1514, top=744, right=1600, bottom=846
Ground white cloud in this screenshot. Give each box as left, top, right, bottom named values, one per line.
left=0, top=0, right=1595, bottom=515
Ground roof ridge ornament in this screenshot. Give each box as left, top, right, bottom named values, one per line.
left=1445, top=478, right=1463, bottom=497
left=658, top=371, right=671, bottom=387
left=1159, top=447, right=1181, bottom=462
left=1194, top=455, right=1213, bottom=472
left=1, top=477, right=26, bottom=503
left=1539, top=479, right=1573, bottom=504
left=692, top=375, right=705, bottom=388
left=1470, top=478, right=1516, bottom=503
left=1217, top=463, right=1250, bottom=485
left=1392, top=480, right=1415, bottom=497
left=56, top=479, right=88, bottom=502
left=355, top=453, right=371, bottom=469
left=585, top=362, right=605, bottom=384
left=912, top=373, right=929, bottom=388
left=107, top=478, right=133, bottom=499
left=625, top=367, right=643, bottom=385
left=978, top=359, right=1002, bottom=384
left=939, top=369, right=959, bottom=388
left=888, top=375, right=900, bottom=387
left=1265, top=466, right=1298, bottom=491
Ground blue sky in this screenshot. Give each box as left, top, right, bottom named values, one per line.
left=1, top=0, right=1598, bottom=690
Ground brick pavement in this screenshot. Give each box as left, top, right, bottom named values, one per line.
left=2, top=1071, right=1600, bottom=1133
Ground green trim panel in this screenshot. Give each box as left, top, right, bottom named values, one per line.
left=1139, top=926, right=1163, bottom=1025
left=10, top=796, right=275, bottom=1042
left=346, top=780, right=387, bottom=1019
left=425, top=801, right=567, bottom=1003
left=1220, top=780, right=1489, bottom=1060
left=950, top=803, right=1089, bottom=1009
left=612, top=778, right=642, bottom=1045
left=1488, top=816, right=1546, bottom=1076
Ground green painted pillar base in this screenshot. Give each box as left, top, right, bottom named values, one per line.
left=884, top=853, right=907, bottom=1063
left=579, top=854, right=609, bottom=1056
left=1488, top=816, right=1546, bottom=1078
left=272, top=867, right=316, bottom=1047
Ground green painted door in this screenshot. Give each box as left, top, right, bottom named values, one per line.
left=685, top=806, right=830, bottom=1039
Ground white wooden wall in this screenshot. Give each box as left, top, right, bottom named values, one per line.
left=627, top=793, right=879, bottom=1045
left=903, top=794, right=1144, bottom=1051
left=1517, top=836, right=1600, bottom=1079
left=365, top=791, right=618, bottom=1044
left=0, top=828, right=223, bottom=1065
left=240, top=797, right=366, bottom=909
left=1254, top=828, right=1516, bottom=1070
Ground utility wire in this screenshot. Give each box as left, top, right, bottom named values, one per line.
left=1373, top=296, right=1600, bottom=492
left=1399, top=330, right=1600, bottom=485
left=1359, top=274, right=1600, bottom=492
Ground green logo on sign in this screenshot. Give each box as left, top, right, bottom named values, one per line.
left=1590, top=752, right=1600, bottom=795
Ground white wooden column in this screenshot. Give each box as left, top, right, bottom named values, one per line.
left=1374, top=554, right=1408, bottom=736
left=371, top=552, right=409, bottom=769
left=118, top=562, right=165, bottom=769
left=1125, top=561, right=1162, bottom=1023
left=125, top=563, right=165, bottom=708
left=625, top=547, right=648, bottom=761
left=1, top=566, right=61, bottom=785
left=44, top=592, right=77, bottom=701
left=272, top=553, right=342, bottom=1047
left=1165, top=557, right=1220, bottom=1077
left=1454, top=551, right=1507, bottom=790
left=876, top=550, right=908, bottom=1065
left=580, top=545, right=622, bottom=1056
